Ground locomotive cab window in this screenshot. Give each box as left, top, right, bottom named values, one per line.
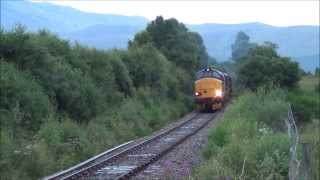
left=196, top=69, right=223, bottom=80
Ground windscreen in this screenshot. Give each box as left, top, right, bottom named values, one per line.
left=196, top=70, right=223, bottom=80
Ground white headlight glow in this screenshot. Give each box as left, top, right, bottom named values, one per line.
left=215, top=89, right=222, bottom=97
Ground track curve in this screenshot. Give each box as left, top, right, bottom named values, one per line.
left=43, top=112, right=216, bottom=180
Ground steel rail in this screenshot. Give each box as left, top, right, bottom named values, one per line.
left=43, top=141, right=134, bottom=180
left=44, top=112, right=200, bottom=180
left=116, top=113, right=216, bottom=179
left=61, top=112, right=201, bottom=179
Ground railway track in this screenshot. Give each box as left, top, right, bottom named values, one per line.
left=43, top=112, right=216, bottom=180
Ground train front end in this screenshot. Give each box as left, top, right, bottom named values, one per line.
left=194, top=68, right=225, bottom=111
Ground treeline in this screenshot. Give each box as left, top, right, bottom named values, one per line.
left=0, top=16, right=208, bottom=179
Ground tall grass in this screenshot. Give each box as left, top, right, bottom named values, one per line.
left=193, top=88, right=290, bottom=179
left=294, top=75, right=320, bottom=179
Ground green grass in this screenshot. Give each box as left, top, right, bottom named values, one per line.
left=288, top=75, right=320, bottom=124
left=296, top=76, right=320, bottom=179
left=298, top=75, right=319, bottom=93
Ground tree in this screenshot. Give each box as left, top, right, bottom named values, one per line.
left=131, top=16, right=208, bottom=72
left=231, top=31, right=256, bottom=61
left=238, top=43, right=300, bottom=90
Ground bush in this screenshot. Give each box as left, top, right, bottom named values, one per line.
left=209, top=124, right=229, bottom=148
left=36, top=117, right=92, bottom=177
left=288, top=76, right=320, bottom=124
left=288, top=91, right=319, bottom=123
left=0, top=61, right=52, bottom=132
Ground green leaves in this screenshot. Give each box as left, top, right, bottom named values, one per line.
left=231, top=31, right=257, bottom=61
left=132, top=16, right=208, bottom=72
left=0, top=61, right=52, bottom=132
left=0, top=20, right=203, bottom=179
left=238, top=42, right=300, bottom=90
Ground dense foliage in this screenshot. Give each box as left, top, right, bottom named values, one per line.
left=0, top=17, right=207, bottom=179
left=131, top=16, right=209, bottom=72
left=288, top=76, right=320, bottom=124
left=230, top=32, right=300, bottom=91
left=234, top=40, right=300, bottom=90
left=231, top=31, right=256, bottom=61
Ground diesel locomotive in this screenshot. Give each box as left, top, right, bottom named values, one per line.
left=194, top=67, right=232, bottom=111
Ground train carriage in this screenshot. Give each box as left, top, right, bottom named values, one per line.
left=194, top=67, right=232, bottom=112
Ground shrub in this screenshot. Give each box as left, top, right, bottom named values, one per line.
left=288, top=91, right=319, bottom=123
left=85, top=120, right=118, bottom=153
left=37, top=117, right=93, bottom=175
left=256, top=133, right=290, bottom=176
left=0, top=61, right=52, bottom=132
left=288, top=76, right=320, bottom=124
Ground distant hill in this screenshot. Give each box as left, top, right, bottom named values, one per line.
left=62, top=24, right=145, bottom=49
left=188, top=23, right=319, bottom=60
left=1, top=0, right=148, bottom=33
left=293, top=54, right=320, bottom=73
left=1, top=0, right=319, bottom=72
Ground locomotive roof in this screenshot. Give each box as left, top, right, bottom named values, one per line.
left=197, top=67, right=229, bottom=78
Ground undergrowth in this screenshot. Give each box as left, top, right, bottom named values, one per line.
left=193, top=88, right=291, bottom=179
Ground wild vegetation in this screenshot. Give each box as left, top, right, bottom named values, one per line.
left=193, top=32, right=319, bottom=179
left=194, top=88, right=291, bottom=179
left=1, top=15, right=318, bottom=179
left=0, top=16, right=208, bottom=179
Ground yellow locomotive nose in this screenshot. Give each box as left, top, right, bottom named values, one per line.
left=194, top=67, right=232, bottom=112
left=194, top=78, right=223, bottom=99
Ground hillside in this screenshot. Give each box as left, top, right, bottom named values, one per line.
left=1, top=0, right=319, bottom=72
left=62, top=24, right=145, bottom=49
left=1, top=0, right=148, bottom=33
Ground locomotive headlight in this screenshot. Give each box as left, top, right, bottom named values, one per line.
left=215, top=89, right=222, bottom=97
left=195, top=92, right=200, bottom=96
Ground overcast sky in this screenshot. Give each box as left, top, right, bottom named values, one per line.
left=34, top=0, right=319, bottom=26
